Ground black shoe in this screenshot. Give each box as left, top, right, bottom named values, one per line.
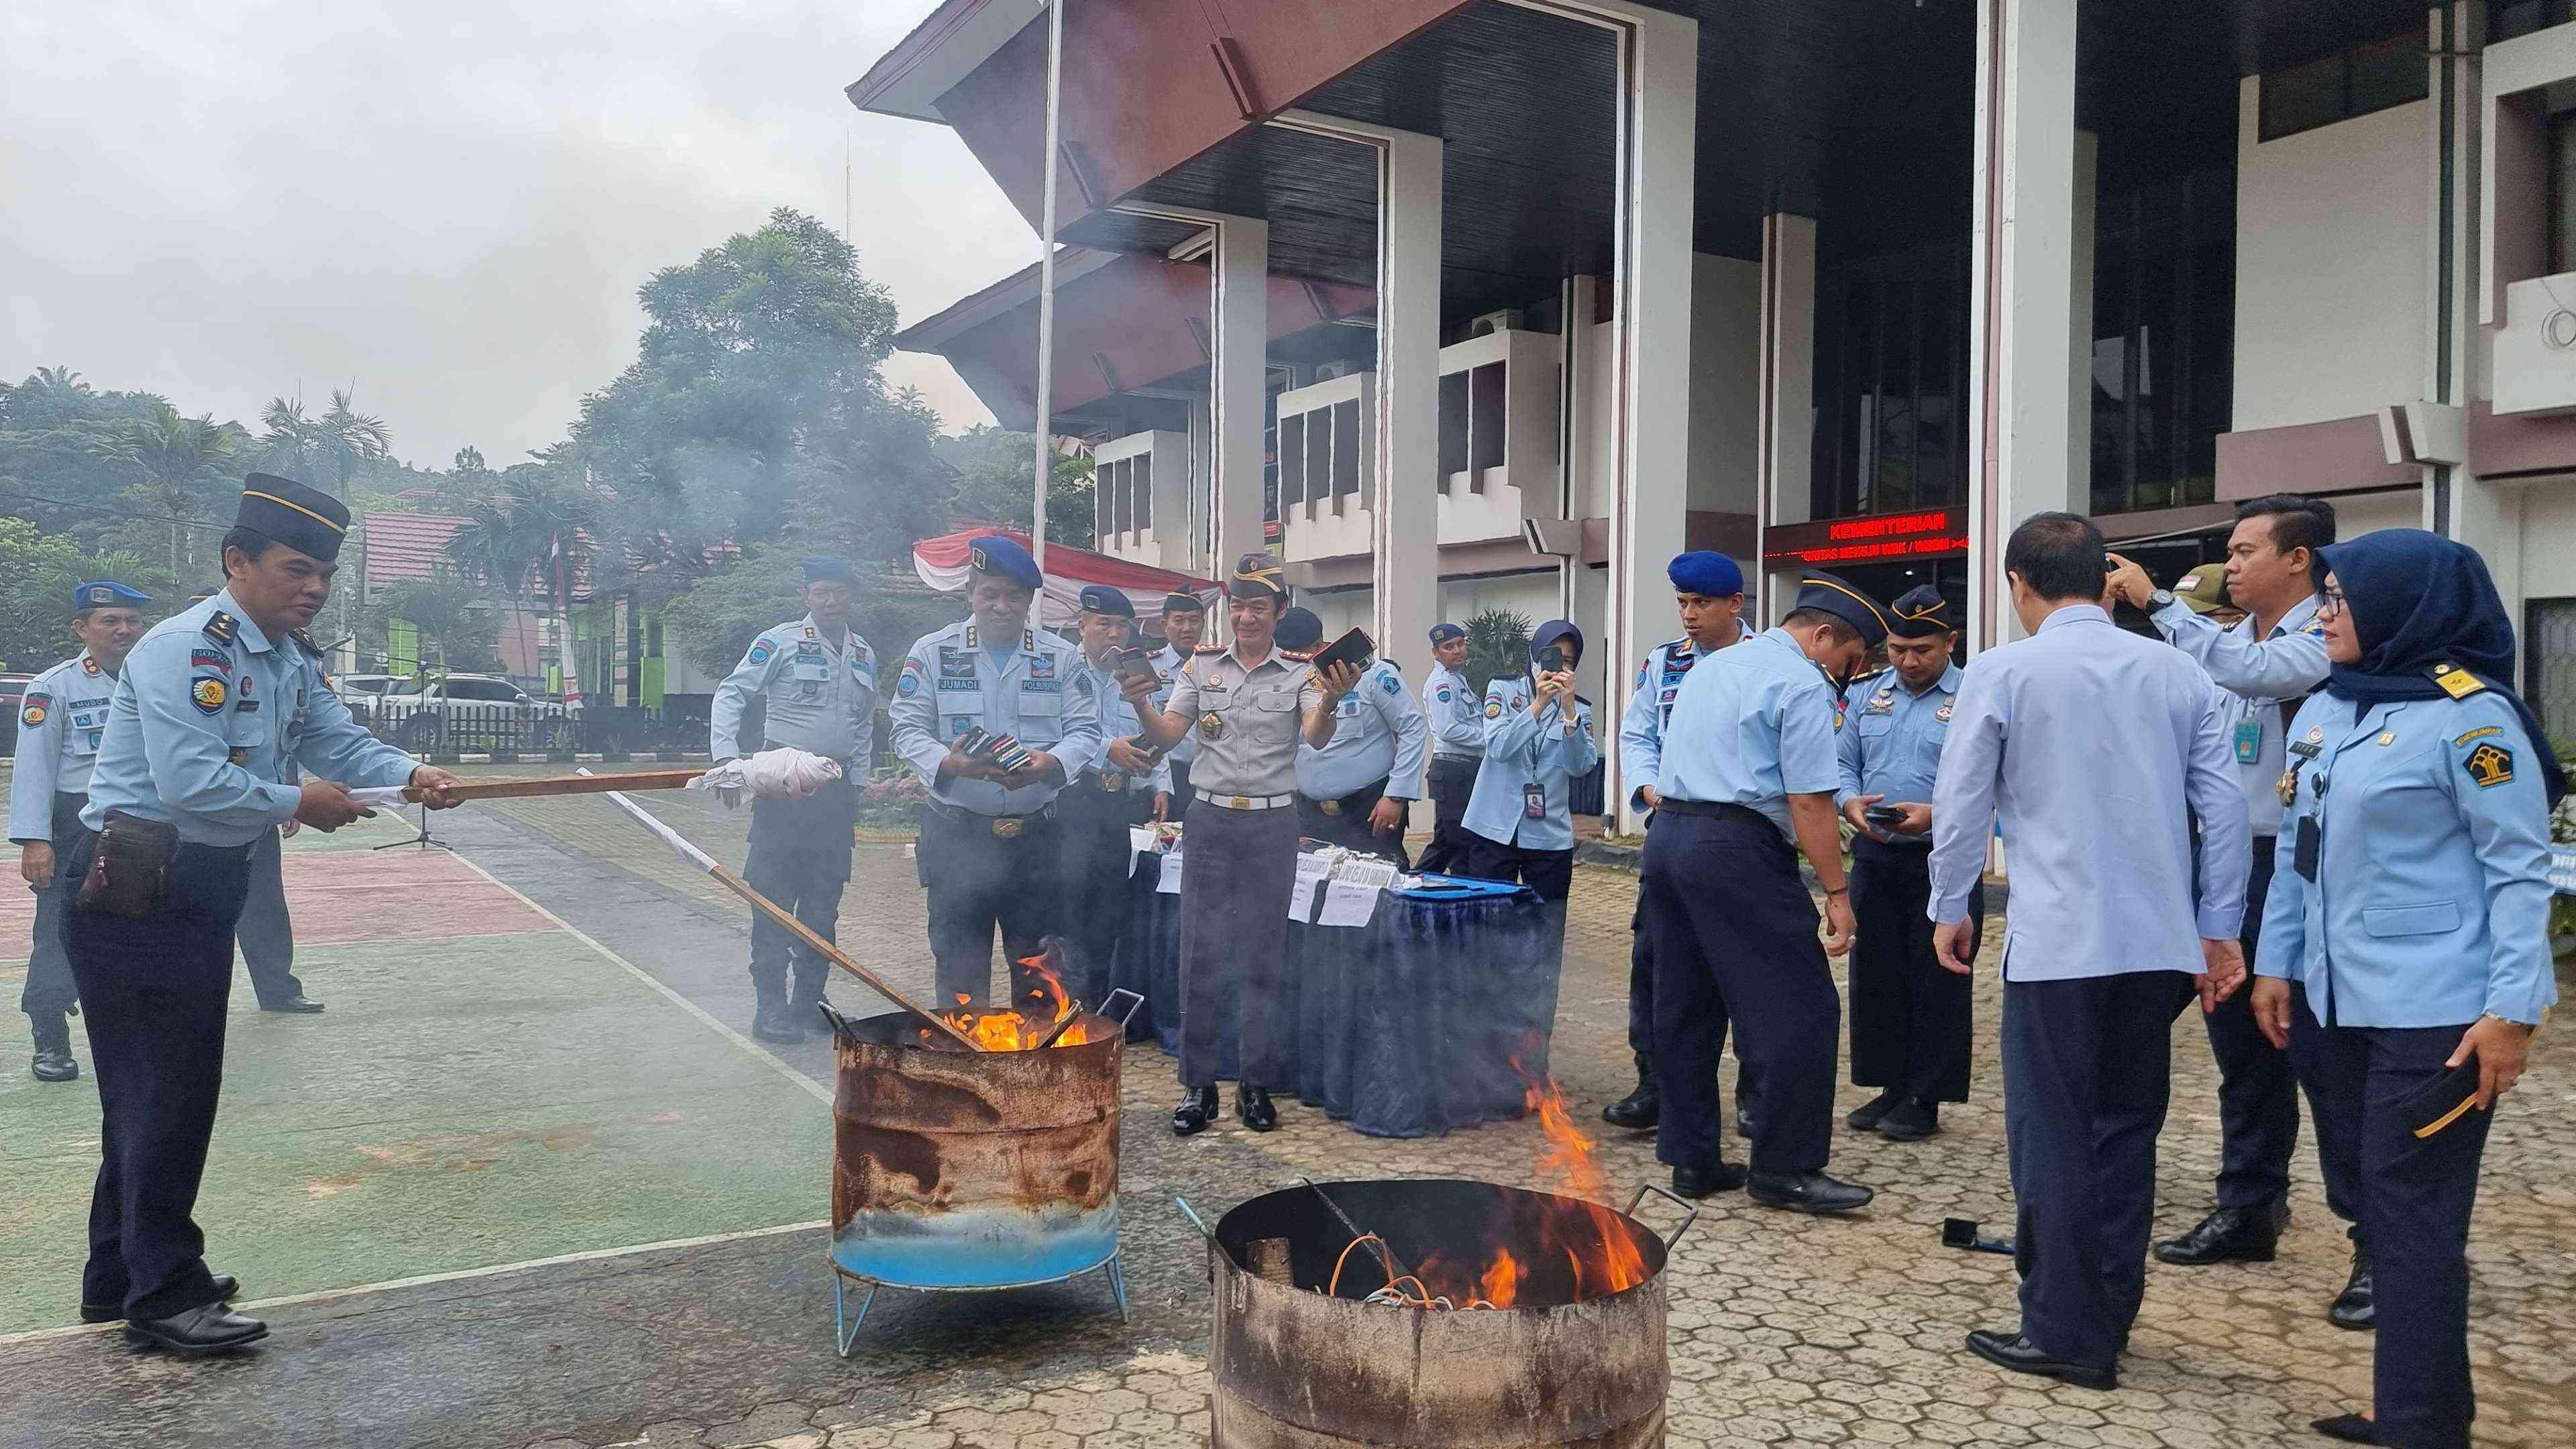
left=2154, top=1200, right=2288, bottom=1265
left=1172, top=1086, right=1219, bottom=1136
left=1670, top=1162, right=1750, bottom=1199
left=2310, top=1413, right=2381, bottom=1445
left=788, top=991, right=833, bottom=1037
left=32, top=1046, right=78, bottom=1083
left=1746, top=1170, right=1874, bottom=1214
left=1735, top=1103, right=1756, bottom=1140
left=1844, top=1089, right=1900, bottom=1132
left=123, top=1303, right=268, bottom=1356
left=1964, top=1329, right=2116, bottom=1391
left=750, top=1000, right=802, bottom=1044
left=1236, top=1085, right=1278, bottom=1133
left=83, top=1274, right=239, bottom=1324
left=258, top=995, right=325, bottom=1014
left=1878, top=1098, right=1941, bottom=1142
left=1602, top=1053, right=1660, bottom=1130
left=2328, top=1246, right=2375, bottom=1330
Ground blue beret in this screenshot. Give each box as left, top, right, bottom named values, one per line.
left=1077, top=584, right=1134, bottom=618
left=1794, top=572, right=1890, bottom=648
left=1275, top=606, right=1324, bottom=651
left=802, top=555, right=856, bottom=586
left=1428, top=623, right=1465, bottom=645
left=966, top=534, right=1042, bottom=590
left=1666, top=551, right=1743, bottom=598
left=74, top=580, right=150, bottom=612
left=1886, top=584, right=1959, bottom=638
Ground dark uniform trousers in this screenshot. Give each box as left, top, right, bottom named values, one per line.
left=1296, top=776, right=1412, bottom=870
left=2302, top=1018, right=2491, bottom=1449
left=1053, top=774, right=1154, bottom=1008
left=1166, top=756, right=1193, bottom=821
left=745, top=773, right=859, bottom=1008
left=237, top=826, right=305, bottom=1005
left=2200, top=836, right=2308, bottom=1211
left=916, top=796, right=1057, bottom=1008
left=1415, top=756, right=1481, bottom=875
left=2002, top=967, right=2197, bottom=1371
left=1848, top=838, right=1980, bottom=1102
left=1177, top=799, right=1299, bottom=1090
left=20, top=791, right=90, bottom=1021
left=1644, top=804, right=1839, bottom=1176
left=62, top=833, right=255, bottom=1322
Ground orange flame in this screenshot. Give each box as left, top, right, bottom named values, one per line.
left=1520, top=1068, right=1649, bottom=1301
left=932, top=951, right=1092, bottom=1050
left=1478, top=1248, right=1522, bottom=1309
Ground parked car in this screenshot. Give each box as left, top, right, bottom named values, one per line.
left=361, top=673, right=579, bottom=751
left=333, top=673, right=402, bottom=700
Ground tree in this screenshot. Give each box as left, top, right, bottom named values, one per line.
left=88, top=401, right=239, bottom=576
left=0, top=519, right=166, bottom=672
left=443, top=452, right=602, bottom=698
left=1464, top=607, right=1534, bottom=695
left=376, top=575, right=503, bottom=675
left=659, top=545, right=954, bottom=680
left=939, top=425, right=1095, bottom=545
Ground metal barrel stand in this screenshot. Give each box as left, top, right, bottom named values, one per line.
left=830, top=1246, right=1129, bottom=1356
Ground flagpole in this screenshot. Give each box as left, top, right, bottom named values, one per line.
left=1030, top=0, right=1065, bottom=572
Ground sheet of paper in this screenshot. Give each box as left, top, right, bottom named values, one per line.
left=1289, top=853, right=1333, bottom=921
left=1336, top=858, right=1400, bottom=891
left=1316, top=878, right=1378, bottom=928
left=1157, top=849, right=1185, bottom=894
left=1130, top=826, right=1157, bottom=876
left=348, top=786, right=413, bottom=808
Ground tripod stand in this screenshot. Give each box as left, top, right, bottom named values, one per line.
left=371, top=800, right=454, bottom=853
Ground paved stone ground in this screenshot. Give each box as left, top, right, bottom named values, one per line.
left=1, top=776, right=2569, bottom=1448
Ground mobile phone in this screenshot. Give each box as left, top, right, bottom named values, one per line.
left=1311, top=627, right=1376, bottom=673
left=1539, top=645, right=1566, bottom=672
left=1110, top=645, right=1155, bottom=677
left=1864, top=805, right=1907, bottom=826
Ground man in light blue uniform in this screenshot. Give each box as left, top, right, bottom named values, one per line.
left=1834, top=584, right=1977, bottom=1144
left=888, top=535, right=1102, bottom=1007
left=64, top=476, right=460, bottom=1356
left=1416, top=622, right=1483, bottom=874
left=1279, top=608, right=1427, bottom=866
left=710, top=556, right=878, bottom=1042
left=11, top=580, right=149, bottom=1083
left=1609, top=551, right=1749, bottom=1132
left=1643, top=572, right=1882, bottom=1211
left=1055, top=584, right=1171, bottom=1006
left=1148, top=591, right=1206, bottom=819
left=1931, top=512, right=2248, bottom=1393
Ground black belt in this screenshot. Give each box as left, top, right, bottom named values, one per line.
left=1652, top=798, right=1773, bottom=829
left=178, top=839, right=260, bottom=863
left=1852, top=835, right=1932, bottom=856
left=926, top=800, right=1055, bottom=838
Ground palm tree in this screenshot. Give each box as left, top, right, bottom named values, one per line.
left=91, top=401, right=237, bottom=575
left=445, top=456, right=602, bottom=702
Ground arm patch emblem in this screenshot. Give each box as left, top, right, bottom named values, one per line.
left=2463, top=742, right=2514, bottom=789
left=21, top=692, right=51, bottom=727
left=191, top=676, right=228, bottom=715
left=1485, top=699, right=1503, bottom=719
left=747, top=640, right=775, bottom=667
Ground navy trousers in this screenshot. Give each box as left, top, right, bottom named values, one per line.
left=743, top=775, right=857, bottom=1006
left=1848, top=840, right=1979, bottom=1103
left=1176, top=800, right=1299, bottom=1089
left=2302, top=1017, right=2492, bottom=1449
left=63, top=835, right=254, bottom=1322
left=19, top=791, right=88, bottom=1022
left=2200, top=837, right=2309, bottom=1210
left=1644, top=807, right=1839, bottom=1176
left=916, top=798, right=1059, bottom=1009
left=1415, top=756, right=1481, bottom=875
left=2001, top=968, right=2197, bottom=1368
left=1053, top=777, right=1153, bottom=1008
left=235, top=826, right=304, bottom=1005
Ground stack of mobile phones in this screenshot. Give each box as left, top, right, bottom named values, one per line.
left=1311, top=627, right=1375, bottom=671
left=955, top=725, right=1034, bottom=773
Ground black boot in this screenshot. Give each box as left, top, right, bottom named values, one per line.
left=1845, top=1089, right=1900, bottom=1132
left=2328, top=1244, right=2375, bottom=1330
left=1877, top=1098, right=1941, bottom=1142
left=749, top=991, right=801, bottom=1044
left=1602, top=1053, right=1660, bottom=1130
left=2154, top=1199, right=2288, bottom=1265
left=787, top=982, right=833, bottom=1038
left=1236, top=1084, right=1278, bottom=1132
left=1172, top=1085, right=1219, bottom=1136
left=29, top=1013, right=77, bottom=1083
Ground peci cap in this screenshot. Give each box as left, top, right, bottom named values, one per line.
left=1428, top=623, right=1465, bottom=645
left=234, top=474, right=349, bottom=563
left=1794, top=572, right=1891, bottom=649
left=1274, top=606, right=1324, bottom=653
left=2174, top=565, right=2231, bottom=615
left=1230, top=550, right=1289, bottom=602
left=73, top=580, right=150, bottom=612
left=802, top=555, right=857, bottom=586
left=1666, top=551, right=1745, bottom=598
left=967, top=534, right=1042, bottom=590
left=1886, top=584, right=1960, bottom=639
left=1077, top=584, right=1135, bottom=618
left=1162, top=590, right=1207, bottom=615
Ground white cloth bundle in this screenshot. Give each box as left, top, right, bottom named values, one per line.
left=688, top=747, right=845, bottom=806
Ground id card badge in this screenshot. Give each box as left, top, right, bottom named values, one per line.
left=1522, top=782, right=1547, bottom=820
left=2292, top=814, right=2318, bottom=882
left=2233, top=719, right=2262, bottom=764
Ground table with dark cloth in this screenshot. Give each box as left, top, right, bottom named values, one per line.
left=1106, top=860, right=1553, bottom=1138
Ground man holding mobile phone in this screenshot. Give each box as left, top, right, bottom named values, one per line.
left=1278, top=608, right=1427, bottom=866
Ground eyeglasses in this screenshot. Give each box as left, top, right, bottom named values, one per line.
left=2316, top=586, right=2347, bottom=618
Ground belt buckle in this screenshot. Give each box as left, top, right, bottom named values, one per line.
left=991, top=817, right=1025, bottom=839
left=1319, top=800, right=1341, bottom=816
left=1230, top=795, right=1252, bottom=810
left=1099, top=771, right=1126, bottom=793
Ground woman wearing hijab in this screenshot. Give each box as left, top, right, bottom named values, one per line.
left=1461, top=621, right=1600, bottom=899
left=2251, top=530, right=2559, bottom=1449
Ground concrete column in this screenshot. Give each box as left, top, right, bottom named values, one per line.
left=1371, top=129, right=1445, bottom=660
left=1211, top=217, right=1273, bottom=582
left=1967, top=0, right=2083, bottom=651
left=2428, top=7, right=2519, bottom=612
left=2070, top=129, right=2098, bottom=506
left=1758, top=213, right=1818, bottom=625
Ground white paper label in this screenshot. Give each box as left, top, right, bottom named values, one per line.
left=1289, top=854, right=1333, bottom=920
left=1157, top=850, right=1185, bottom=894
left=1316, top=878, right=1378, bottom=928
left=1130, top=825, right=1157, bottom=876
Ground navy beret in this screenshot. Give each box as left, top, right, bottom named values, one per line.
left=1274, top=606, right=1324, bottom=651
left=73, top=580, right=150, bottom=612
left=802, top=555, right=856, bottom=586
left=1794, top=572, right=1890, bottom=649
left=1162, top=590, right=1207, bottom=614
left=1428, top=623, right=1465, bottom=645
left=1078, top=584, right=1134, bottom=618
left=1666, top=551, right=1743, bottom=598
left=966, top=534, right=1042, bottom=590
left=1886, top=584, right=1958, bottom=638
left=235, top=474, right=348, bottom=563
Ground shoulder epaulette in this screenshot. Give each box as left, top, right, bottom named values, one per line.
left=2430, top=662, right=2487, bottom=700
left=289, top=628, right=325, bottom=659
left=1195, top=644, right=1228, bottom=654
left=202, top=611, right=238, bottom=646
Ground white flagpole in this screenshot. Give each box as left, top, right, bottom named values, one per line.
left=1030, top=0, right=1065, bottom=571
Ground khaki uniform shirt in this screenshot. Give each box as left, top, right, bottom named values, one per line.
left=1161, top=645, right=1320, bottom=798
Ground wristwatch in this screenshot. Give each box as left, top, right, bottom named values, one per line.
left=2148, top=589, right=2177, bottom=610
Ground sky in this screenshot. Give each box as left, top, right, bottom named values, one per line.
left=0, top=0, right=1026, bottom=470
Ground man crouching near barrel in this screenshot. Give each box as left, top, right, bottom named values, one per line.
left=1122, top=551, right=1362, bottom=1136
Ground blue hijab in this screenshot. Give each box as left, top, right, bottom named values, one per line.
left=2316, top=529, right=2565, bottom=804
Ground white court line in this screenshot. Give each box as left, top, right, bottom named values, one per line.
left=445, top=850, right=834, bottom=1108
left=0, top=1220, right=828, bottom=1346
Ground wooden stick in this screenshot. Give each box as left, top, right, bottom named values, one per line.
left=1030, top=1001, right=1087, bottom=1051
left=409, top=769, right=705, bottom=803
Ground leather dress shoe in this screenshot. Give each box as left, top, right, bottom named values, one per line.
left=259, top=994, right=325, bottom=1014
left=749, top=1001, right=802, bottom=1044
left=2154, top=1199, right=2288, bottom=1265
left=1878, top=1098, right=1941, bottom=1141
left=1172, top=1085, right=1219, bottom=1136
left=32, top=1044, right=78, bottom=1083
left=1735, top=1102, right=1756, bottom=1140
left=1670, top=1162, right=1750, bottom=1199
left=1964, top=1328, right=2116, bottom=1391
left=83, top=1274, right=239, bottom=1324
left=2310, top=1413, right=2380, bottom=1445
left=2328, top=1245, right=2375, bottom=1330
left=124, top=1303, right=268, bottom=1356
left=1236, top=1085, right=1278, bottom=1132
left=1845, top=1089, right=1900, bottom=1132
left=1746, top=1170, right=1874, bottom=1214
left=1601, top=1053, right=1660, bottom=1130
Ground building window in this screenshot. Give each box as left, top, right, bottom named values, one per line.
left=2496, top=0, right=2576, bottom=44
left=2553, top=111, right=2576, bottom=276
left=1809, top=240, right=1970, bottom=522
left=2528, top=598, right=2576, bottom=748
left=2259, top=33, right=2429, bottom=144
left=2090, top=167, right=2234, bottom=515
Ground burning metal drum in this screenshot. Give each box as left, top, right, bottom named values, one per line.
left=1205, top=1178, right=1690, bottom=1448
left=827, top=1004, right=1124, bottom=1296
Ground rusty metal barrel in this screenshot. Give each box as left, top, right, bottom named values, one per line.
left=828, top=1008, right=1122, bottom=1289
left=1207, top=1179, right=1678, bottom=1448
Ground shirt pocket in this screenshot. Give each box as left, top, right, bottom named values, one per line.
left=1016, top=684, right=1065, bottom=745
left=2361, top=900, right=2461, bottom=938
left=792, top=662, right=829, bottom=700
left=223, top=704, right=275, bottom=759
left=1247, top=682, right=1303, bottom=746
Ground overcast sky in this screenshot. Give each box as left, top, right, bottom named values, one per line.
left=1, top=1, right=1025, bottom=470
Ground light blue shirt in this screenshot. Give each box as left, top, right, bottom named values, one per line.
left=83, top=590, right=421, bottom=847
left=2153, top=594, right=2329, bottom=836
left=1423, top=661, right=1484, bottom=758
left=1656, top=627, right=1841, bottom=840
left=887, top=618, right=1102, bottom=816
left=1079, top=652, right=1172, bottom=796
left=1295, top=659, right=1430, bottom=802
left=1927, top=604, right=2249, bottom=979
left=9, top=649, right=117, bottom=841
left=1616, top=623, right=1746, bottom=810
left=1834, top=661, right=1963, bottom=842
left=708, top=614, right=877, bottom=765
left=1148, top=644, right=1199, bottom=765
left=1462, top=673, right=1600, bottom=851
left=2257, top=688, right=2557, bottom=1028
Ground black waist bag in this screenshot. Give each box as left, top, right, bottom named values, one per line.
left=78, top=810, right=179, bottom=919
